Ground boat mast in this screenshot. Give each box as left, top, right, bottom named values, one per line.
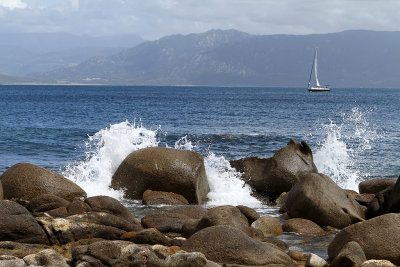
left=308, top=50, right=316, bottom=88
left=314, top=49, right=321, bottom=87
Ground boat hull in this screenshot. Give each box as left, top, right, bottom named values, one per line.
left=308, top=87, right=330, bottom=92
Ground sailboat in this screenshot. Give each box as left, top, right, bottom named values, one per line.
left=308, top=49, right=330, bottom=92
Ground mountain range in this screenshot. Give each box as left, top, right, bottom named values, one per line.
left=0, top=32, right=143, bottom=77
left=2, top=29, right=400, bottom=87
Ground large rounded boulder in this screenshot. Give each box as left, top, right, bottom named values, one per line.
left=328, top=213, right=400, bottom=265
left=285, top=172, right=365, bottom=229
left=359, top=178, right=396, bottom=194
left=366, top=175, right=400, bottom=218
left=0, top=200, right=49, bottom=244
left=230, top=139, right=317, bottom=197
left=181, top=225, right=293, bottom=265
left=0, top=163, right=86, bottom=202
left=111, top=147, right=210, bottom=204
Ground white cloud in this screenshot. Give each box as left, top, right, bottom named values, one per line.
left=69, top=0, right=79, bottom=10
left=0, top=0, right=27, bottom=10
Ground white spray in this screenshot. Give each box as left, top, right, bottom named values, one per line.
left=62, top=120, right=159, bottom=198
left=63, top=121, right=260, bottom=206
left=314, top=107, right=380, bottom=191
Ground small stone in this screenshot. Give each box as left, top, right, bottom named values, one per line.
left=165, top=252, right=208, bottom=267
left=305, top=253, right=328, bottom=267
left=283, top=218, right=326, bottom=235
left=288, top=250, right=309, bottom=261
left=251, top=215, right=283, bottom=237
left=142, top=190, right=189, bottom=205
left=361, top=259, right=396, bottom=267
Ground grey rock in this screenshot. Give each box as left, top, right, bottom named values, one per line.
left=328, top=213, right=400, bottom=265
left=0, top=200, right=49, bottom=244
left=181, top=225, right=293, bottom=265
left=285, top=172, right=365, bottom=229
left=111, top=147, right=210, bottom=204
left=23, top=249, right=69, bottom=267
left=0, top=255, right=27, bottom=267
left=330, top=241, right=366, bottom=267
left=0, top=163, right=86, bottom=203
left=306, top=253, right=328, bottom=267
left=251, top=215, right=283, bottom=237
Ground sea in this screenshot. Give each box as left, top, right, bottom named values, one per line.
left=1, top=85, right=399, bottom=257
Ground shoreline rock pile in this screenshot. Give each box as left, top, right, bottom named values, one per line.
left=0, top=141, right=398, bottom=266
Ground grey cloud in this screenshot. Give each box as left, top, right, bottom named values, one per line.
left=1, top=0, right=400, bottom=39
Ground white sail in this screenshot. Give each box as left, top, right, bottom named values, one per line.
left=314, top=50, right=321, bottom=87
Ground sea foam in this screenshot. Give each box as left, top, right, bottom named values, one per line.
left=63, top=120, right=260, bottom=206
left=313, top=107, right=380, bottom=191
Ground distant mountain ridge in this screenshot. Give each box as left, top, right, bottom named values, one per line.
left=0, top=32, right=144, bottom=77
left=13, top=30, right=400, bottom=87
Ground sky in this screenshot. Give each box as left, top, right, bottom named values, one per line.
left=1, top=0, right=400, bottom=40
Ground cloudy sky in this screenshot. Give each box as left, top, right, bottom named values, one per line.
left=1, top=0, right=400, bottom=40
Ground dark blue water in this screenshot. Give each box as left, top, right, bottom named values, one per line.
left=0, top=85, right=399, bottom=183
left=1, top=85, right=399, bottom=258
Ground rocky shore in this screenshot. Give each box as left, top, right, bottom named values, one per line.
left=0, top=139, right=399, bottom=267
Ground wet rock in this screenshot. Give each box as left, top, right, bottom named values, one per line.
left=288, top=250, right=309, bottom=262
left=168, top=205, right=208, bottom=219
left=0, top=255, right=26, bottom=267
left=26, top=194, right=71, bottom=215
left=229, top=156, right=272, bottom=193
left=67, top=198, right=92, bottom=215
left=251, top=215, right=283, bottom=237
left=328, top=213, right=400, bottom=265
left=111, top=147, right=210, bottom=204
left=23, top=248, right=69, bottom=267
left=354, top=193, right=375, bottom=206
left=165, top=252, right=213, bottom=267
left=37, top=211, right=140, bottom=245
left=330, top=241, right=366, bottom=267
left=230, top=139, right=317, bottom=197
left=0, top=241, right=49, bottom=258
left=306, top=253, right=328, bottom=267
left=195, top=205, right=252, bottom=236
left=249, top=227, right=264, bottom=241
left=85, top=195, right=140, bottom=224
left=282, top=218, right=326, bottom=235
left=263, top=237, right=289, bottom=251
left=182, top=218, right=202, bottom=238
left=367, top=176, right=400, bottom=218
left=72, top=240, right=163, bottom=267
left=169, top=237, right=186, bottom=247
left=0, top=163, right=86, bottom=203
left=46, top=207, right=69, bottom=217
left=236, top=205, right=260, bottom=224
left=0, top=200, right=49, bottom=244
left=359, top=178, right=396, bottom=194
left=128, top=228, right=169, bottom=245
left=142, top=212, right=192, bottom=233
left=285, top=172, right=365, bottom=229
left=181, top=225, right=293, bottom=265
left=142, top=189, right=189, bottom=205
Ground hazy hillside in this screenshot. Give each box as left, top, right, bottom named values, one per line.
left=27, top=30, right=400, bottom=87
left=0, top=32, right=144, bottom=76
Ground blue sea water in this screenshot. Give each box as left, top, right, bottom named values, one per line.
left=1, top=85, right=399, bottom=257
left=1, top=85, right=398, bottom=181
